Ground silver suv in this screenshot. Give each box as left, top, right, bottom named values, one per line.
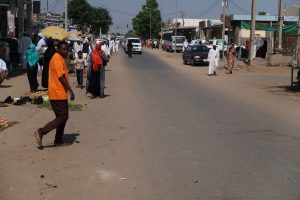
left=125, top=38, right=142, bottom=54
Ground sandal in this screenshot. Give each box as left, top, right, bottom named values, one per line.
left=34, top=131, right=43, bottom=148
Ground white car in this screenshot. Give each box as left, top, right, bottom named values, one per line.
left=125, top=38, right=142, bottom=54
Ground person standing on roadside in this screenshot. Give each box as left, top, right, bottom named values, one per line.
left=74, top=50, right=87, bottom=88
left=34, top=41, right=75, bottom=148
left=207, top=45, right=219, bottom=76
left=225, top=44, right=236, bottom=74
left=0, top=57, right=8, bottom=85
left=24, top=43, right=40, bottom=92
left=42, top=38, right=56, bottom=88
left=19, top=33, right=32, bottom=70
left=87, top=40, right=103, bottom=98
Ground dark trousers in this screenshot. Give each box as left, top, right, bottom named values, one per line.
left=39, top=100, right=69, bottom=143
left=99, top=65, right=105, bottom=98
left=76, top=69, right=83, bottom=86
left=26, top=65, right=39, bottom=92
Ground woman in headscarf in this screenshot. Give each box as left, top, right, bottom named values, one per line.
left=225, top=44, right=236, bottom=74
left=24, top=43, right=40, bottom=92
left=42, top=38, right=56, bottom=88
left=87, top=41, right=102, bottom=98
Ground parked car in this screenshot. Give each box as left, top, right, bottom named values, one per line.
left=182, top=45, right=210, bottom=66
left=189, top=39, right=204, bottom=46
left=124, top=37, right=142, bottom=54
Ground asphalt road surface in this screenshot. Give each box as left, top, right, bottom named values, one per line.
left=0, top=49, right=299, bottom=200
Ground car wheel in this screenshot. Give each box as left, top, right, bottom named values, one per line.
left=139, top=52, right=142, bottom=55
left=183, top=58, right=187, bottom=65
left=191, top=59, right=196, bottom=66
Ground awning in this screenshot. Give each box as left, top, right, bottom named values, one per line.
left=241, top=21, right=297, bottom=34
left=0, top=0, right=9, bottom=6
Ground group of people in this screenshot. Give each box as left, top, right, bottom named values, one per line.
left=32, top=38, right=113, bottom=148
left=207, top=44, right=236, bottom=76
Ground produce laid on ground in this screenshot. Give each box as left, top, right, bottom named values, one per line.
left=41, top=100, right=83, bottom=111
left=1, top=91, right=84, bottom=111
left=0, top=117, right=16, bottom=132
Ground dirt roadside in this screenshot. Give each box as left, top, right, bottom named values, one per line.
left=0, top=48, right=299, bottom=199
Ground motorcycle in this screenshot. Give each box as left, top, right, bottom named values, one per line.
left=128, top=47, right=132, bottom=58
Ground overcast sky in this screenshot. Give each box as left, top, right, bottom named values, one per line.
left=42, top=0, right=300, bottom=33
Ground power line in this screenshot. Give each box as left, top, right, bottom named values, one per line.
left=194, top=0, right=220, bottom=18
left=229, top=0, right=250, bottom=15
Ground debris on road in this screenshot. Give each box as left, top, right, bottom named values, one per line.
left=0, top=117, right=16, bottom=132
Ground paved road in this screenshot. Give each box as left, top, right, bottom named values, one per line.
left=0, top=49, right=300, bottom=200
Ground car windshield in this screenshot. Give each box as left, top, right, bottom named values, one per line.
left=173, top=38, right=185, bottom=43
left=216, top=40, right=227, bottom=45
left=129, top=39, right=140, bottom=43
left=191, top=46, right=209, bottom=52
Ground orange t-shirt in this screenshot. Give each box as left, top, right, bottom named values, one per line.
left=48, top=53, right=69, bottom=100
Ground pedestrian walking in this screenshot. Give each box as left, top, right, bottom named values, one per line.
left=74, top=51, right=87, bottom=88
left=87, top=41, right=103, bottom=98
left=207, top=45, right=219, bottom=76
left=73, top=41, right=83, bottom=58
left=18, top=33, right=32, bottom=70
left=225, top=44, right=236, bottom=74
left=183, top=39, right=189, bottom=51
left=34, top=41, right=75, bottom=148
left=42, top=38, right=56, bottom=88
left=24, top=43, right=39, bottom=92
left=0, top=58, right=8, bottom=85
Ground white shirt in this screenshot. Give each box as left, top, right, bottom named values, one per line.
left=36, top=38, right=46, bottom=52
left=208, top=49, right=219, bottom=60
left=0, top=58, right=7, bottom=72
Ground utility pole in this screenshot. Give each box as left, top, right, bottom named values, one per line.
left=278, top=0, right=284, bottom=49
left=222, top=0, right=227, bottom=59
left=26, top=0, right=32, bottom=36
left=174, top=0, right=178, bottom=53
left=18, top=0, right=24, bottom=38
left=64, top=0, right=68, bottom=29
left=249, top=0, right=256, bottom=66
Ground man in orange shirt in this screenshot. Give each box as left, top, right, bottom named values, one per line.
left=34, top=41, right=75, bottom=148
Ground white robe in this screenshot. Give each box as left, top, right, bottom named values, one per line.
left=208, top=49, right=219, bottom=75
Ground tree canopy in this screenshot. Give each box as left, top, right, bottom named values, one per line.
left=132, top=0, right=162, bottom=39
left=68, top=0, right=112, bottom=34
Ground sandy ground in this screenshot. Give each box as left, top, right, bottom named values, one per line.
left=0, top=47, right=299, bottom=199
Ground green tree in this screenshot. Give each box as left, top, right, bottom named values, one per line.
left=258, top=11, right=267, bottom=15
left=68, top=0, right=112, bottom=34
left=132, top=0, right=162, bottom=39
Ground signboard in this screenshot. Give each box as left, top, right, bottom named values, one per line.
left=199, top=20, right=206, bottom=28
left=0, top=0, right=9, bottom=6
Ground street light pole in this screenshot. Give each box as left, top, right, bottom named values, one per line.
left=249, top=0, right=256, bottom=66
left=174, top=0, right=178, bottom=53
left=222, top=0, right=227, bottom=59
left=65, top=0, right=68, bottom=30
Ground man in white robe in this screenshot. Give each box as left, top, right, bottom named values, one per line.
left=208, top=45, right=219, bottom=76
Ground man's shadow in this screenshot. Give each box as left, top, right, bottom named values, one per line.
left=41, top=133, right=80, bottom=149
left=0, top=85, right=12, bottom=88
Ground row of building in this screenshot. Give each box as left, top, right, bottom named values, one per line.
left=166, top=7, right=299, bottom=52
